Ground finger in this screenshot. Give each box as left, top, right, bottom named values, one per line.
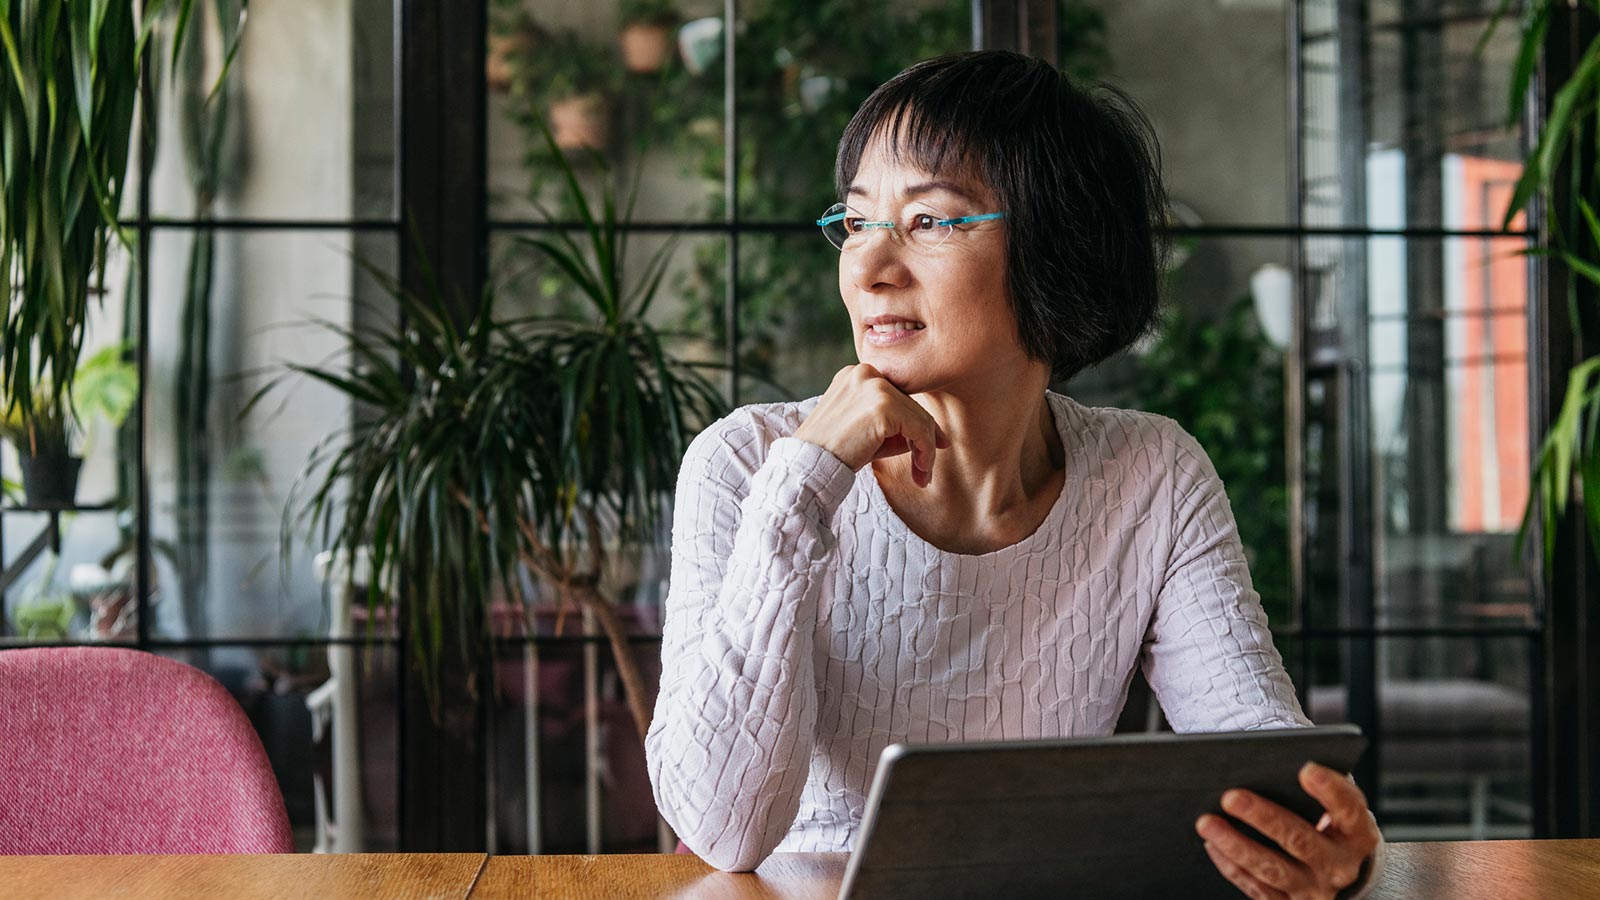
left=1195, top=815, right=1311, bottom=894
left=1220, top=789, right=1335, bottom=873
left=1300, top=763, right=1378, bottom=838
left=871, top=435, right=912, bottom=461
left=1204, top=842, right=1288, bottom=900
left=934, top=424, right=951, bottom=449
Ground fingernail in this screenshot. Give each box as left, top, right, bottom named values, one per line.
left=1222, top=790, right=1249, bottom=812
left=1195, top=815, right=1215, bottom=837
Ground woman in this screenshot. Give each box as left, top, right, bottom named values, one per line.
left=645, top=50, right=1383, bottom=898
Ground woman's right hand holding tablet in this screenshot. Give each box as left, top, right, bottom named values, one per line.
left=793, top=363, right=951, bottom=488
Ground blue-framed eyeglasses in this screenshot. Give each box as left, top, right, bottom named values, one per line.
left=816, top=201, right=1006, bottom=252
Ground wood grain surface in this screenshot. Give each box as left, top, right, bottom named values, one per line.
left=2, top=852, right=487, bottom=899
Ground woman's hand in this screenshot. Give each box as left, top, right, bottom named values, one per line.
left=793, top=363, right=951, bottom=487
left=1195, top=762, right=1381, bottom=899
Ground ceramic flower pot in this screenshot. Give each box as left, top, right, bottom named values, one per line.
left=16, top=450, right=82, bottom=508
left=677, top=17, right=723, bottom=76
left=486, top=29, right=536, bottom=92
left=619, top=21, right=674, bottom=73
left=549, top=93, right=611, bottom=152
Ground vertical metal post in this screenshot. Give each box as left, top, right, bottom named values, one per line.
left=1334, top=0, right=1381, bottom=806
left=723, top=0, right=740, bottom=407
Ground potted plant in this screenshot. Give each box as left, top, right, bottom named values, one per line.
left=619, top=0, right=679, bottom=74
left=259, top=122, right=728, bottom=730
left=0, top=345, right=138, bottom=508
left=0, top=4, right=235, bottom=486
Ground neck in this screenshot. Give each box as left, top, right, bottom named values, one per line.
left=873, top=368, right=1063, bottom=519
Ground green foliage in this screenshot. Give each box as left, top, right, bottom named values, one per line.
left=620, top=0, right=679, bottom=26
left=256, top=124, right=728, bottom=708
left=494, top=1, right=1110, bottom=391
left=0, top=0, right=241, bottom=437
left=1130, top=295, right=1291, bottom=625
left=1483, top=1, right=1600, bottom=566
left=0, top=341, right=136, bottom=459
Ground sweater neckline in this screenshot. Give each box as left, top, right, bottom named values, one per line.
left=862, top=391, right=1075, bottom=565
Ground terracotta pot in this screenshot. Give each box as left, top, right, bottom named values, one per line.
left=549, top=93, right=611, bottom=152
left=486, top=30, right=535, bottom=92
left=619, top=21, right=674, bottom=74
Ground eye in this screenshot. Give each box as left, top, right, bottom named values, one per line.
left=844, top=216, right=866, bottom=233
left=909, top=213, right=939, bottom=231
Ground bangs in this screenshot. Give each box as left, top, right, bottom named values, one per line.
left=833, top=65, right=995, bottom=200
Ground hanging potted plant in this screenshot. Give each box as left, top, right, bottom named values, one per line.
left=0, top=345, right=139, bottom=508
left=619, top=0, right=679, bottom=74
left=0, top=2, right=239, bottom=507
left=542, top=30, right=623, bottom=153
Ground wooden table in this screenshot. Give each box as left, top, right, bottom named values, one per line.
left=4, top=841, right=1598, bottom=898
left=2, top=852, right=487, bottom=899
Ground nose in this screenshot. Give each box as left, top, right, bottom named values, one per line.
left=845, top=226, right=912, bottom=293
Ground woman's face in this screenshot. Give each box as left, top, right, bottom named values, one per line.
left=838, top=133, right=1019, bottom=396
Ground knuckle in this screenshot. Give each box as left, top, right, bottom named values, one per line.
left=1257, top=861, right=1288, bottom=887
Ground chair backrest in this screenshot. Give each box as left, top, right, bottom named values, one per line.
left=0, top=646, right=294, bottom=854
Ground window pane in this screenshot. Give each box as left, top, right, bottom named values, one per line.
left=1094, top=0, right=1288, bottom=226
left=734, top=1, right=974, bottom=223
left=147, top=229, right=398, bottom=640
left=488, top=2, right=725, bottom=222
left=1, top=241, right=141, bottom=644
left=1303, top=636, right=1533, bottom=841
left=736, top=232, right=854, bottom=404
left=1301, top=0, right=1526, bottom=231
left=1300, top=235, right=1535, bottom=629
left=149, top=0, right=397, bottom=221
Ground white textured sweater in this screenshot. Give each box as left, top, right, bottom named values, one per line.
left=646, top=390, right=1380, bottom=890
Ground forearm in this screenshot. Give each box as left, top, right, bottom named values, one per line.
left=646, top=437, right=853, bottom=872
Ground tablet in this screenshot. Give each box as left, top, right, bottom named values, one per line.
left=836, top=725, right=1367, bottom=900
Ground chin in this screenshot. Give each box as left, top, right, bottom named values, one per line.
left=855, top=353, right=926, bottom=395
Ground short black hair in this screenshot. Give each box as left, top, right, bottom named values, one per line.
left=835, top=50, right=1170, bottom=383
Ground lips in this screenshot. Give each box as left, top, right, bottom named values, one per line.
left=861, top=315, right=927, bottom=347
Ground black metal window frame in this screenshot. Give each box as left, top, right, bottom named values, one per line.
left=13, top=0, right=1578, bottom=850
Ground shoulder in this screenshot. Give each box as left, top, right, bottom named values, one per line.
left=1049, top=391, right=1199, bottom=469
left=678, top=396, right=823, bottom=488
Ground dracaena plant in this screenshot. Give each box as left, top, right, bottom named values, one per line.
left=0, top=1, right=242, bottom=449
left=1484, top=2, right=1600, bottom=565
left=258, top=121, right=728, bottom=727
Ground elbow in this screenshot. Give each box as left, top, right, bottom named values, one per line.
left=682, top=833, right=772, bottom=873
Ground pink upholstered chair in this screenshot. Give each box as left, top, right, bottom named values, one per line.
left=0, top=646, right=294, bottom=854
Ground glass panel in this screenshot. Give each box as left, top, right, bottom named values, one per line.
left=1303, top=637, right=1533, bottom=841
left=0, top=240, right=141, bottom=644
left=734, top=1, right=974, bottom=223
left=160, top=643, right=401, bottom=851
left=1301, top=0, right=1526, bottom=231
left=489, top=228, right=727, bottom=380
left=1094, top=0, right=1287, bottom=226
left=487, top=1, right=725, bottom=222
left=149, top=0, right=397, bottom=221
left=146, top=229, right=398, bottom=640
left=1300, top=235, right=1535, bottom=629
left=489, top=636, right=666, bottom=854
left=736, top=233, right=855, bottom=404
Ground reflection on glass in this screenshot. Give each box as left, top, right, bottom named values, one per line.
left=1303, top=637, right=1532, bottom=841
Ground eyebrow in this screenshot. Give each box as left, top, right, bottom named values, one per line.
left=846, top=180, right=979, bottom=205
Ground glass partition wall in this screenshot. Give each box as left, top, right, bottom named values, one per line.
left=0, top=0, right=1555, bottom=851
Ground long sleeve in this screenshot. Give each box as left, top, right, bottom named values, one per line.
left=644, top=421, right=857, bottom=872
left=1142, top=426, right=1387, bottom=897
left=1142, top=426, right=1308, bottom=733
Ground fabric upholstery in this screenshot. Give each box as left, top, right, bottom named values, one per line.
left=0, top=646, right=294, bottom=854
